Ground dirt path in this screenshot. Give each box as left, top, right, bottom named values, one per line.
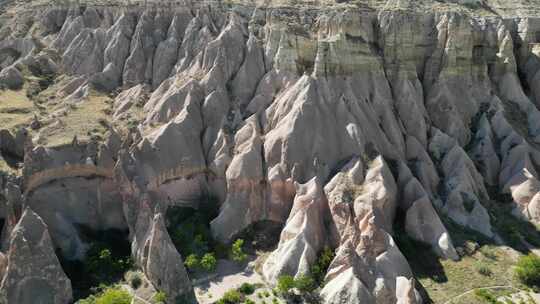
left=194, top=258, right=266, bottom=304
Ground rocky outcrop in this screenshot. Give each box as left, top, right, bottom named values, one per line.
left=322, top=156, right=420, bottom=304
left=131, top=195, right=196, bottom=304
left=262, top=178, right=329, bottom=283
left=0, top=66, right=24, bottom=90
left=3, top=1, right=540, bottom=303
left=0, top=208, right=72, bottom=304
left=429, top=128, right=494, bottom=237
left=397, top=162, right=459, bottom=260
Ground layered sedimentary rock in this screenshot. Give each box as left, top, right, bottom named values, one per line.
left=1, top=0, right=540, bottom=303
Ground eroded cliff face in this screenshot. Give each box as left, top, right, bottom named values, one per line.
left=1, top=0, right=540, bottom=303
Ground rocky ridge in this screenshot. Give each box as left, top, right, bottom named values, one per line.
left=0, top=0, right=539, bottom=303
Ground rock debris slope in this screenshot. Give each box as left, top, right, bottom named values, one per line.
left=0, top=0, right=539, bottom=303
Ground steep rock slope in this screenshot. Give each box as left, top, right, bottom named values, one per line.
left=0, top=0, right=539, bottom=303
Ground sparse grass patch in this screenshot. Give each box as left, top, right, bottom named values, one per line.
left=42, top=91, right=112, bottom=147
left=0, top=88, right=35, bottom=131
left=474, top=262, right=493, bottom=277
left=473, top=289, right=499, bottom=304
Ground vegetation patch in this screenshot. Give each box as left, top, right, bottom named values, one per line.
left=78, top=285, right=132, bottom=304
left=166, top=195, right=220, bottom=258
left=310, top=246, right=335, bottom=286
left=216, top=289, right=242, bottom=304
left=515, top=254, right=540, bottom=290
left=40, top=90, right=112, bottom=147
left=153, top=291, right=167, bottom=304
left=58, top=228, right=132, bottom=301
left=400, top=214, right=527, bottom=304
left=484, top=189, right=540, bottom=252
left=0, top=88, right=35, bottom=131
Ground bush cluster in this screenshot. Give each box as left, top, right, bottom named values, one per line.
left=277, top=275, right=316, bottom=295
left=184, top=252, right=217, bottom=272
left=515, top=254, right=540, bottom=289
left=78, top=285, right=132, bottom=304
left=310, top=246, right=335, bottom=285
left=238, top=283, right=256, bottom=295
left=216, top=290, right=242, bottom=304
left=231, top=239, right=247, bottom=262
left=84, top=244, right=133, bottom=285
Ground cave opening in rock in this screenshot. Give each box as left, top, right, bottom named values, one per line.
left=56, top=226, right=132, bottom=302
left=166, top=199, right=221, bottom=259
left=232, top=220, right=283, bottom=253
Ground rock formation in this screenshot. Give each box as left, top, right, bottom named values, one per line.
left=0, top=0, right=539, bottom=303
left=0, top=208, right=72, bottom=304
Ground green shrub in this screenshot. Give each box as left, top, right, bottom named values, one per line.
left=515, top=254, right=540, bottom=288
left=127, top=272, right=142, bottom=289
left=311, top=246, right=335, bottom=285
left=84, top=245, right=133, bottom=284
left=244, top=300, right=256, bottom=304
left=476, top=265, right=492, bottom=277
left=153, top=291, right=167, bottom=303
left=217, top=290, right=242, bottom=304
left=277, top=275, right=295, bottom=294
left=166, top=205, right=215, bottom=257
left=184, top=254, right=199, bottom=271
left=237, top=283, right=256, bottom=295
left=294, top=275, right=316, bottom=293
left=79, top=286, right=132, bottom=304
left=201, top=253, right=217, bottom=272
left=96, top=287, right=132, bottom=304
left=231, top=239, right=247, bottom=262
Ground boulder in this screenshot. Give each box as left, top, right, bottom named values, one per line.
left=0, top=66, right=24, bottom=90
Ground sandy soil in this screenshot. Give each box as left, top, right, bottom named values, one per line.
left=194, top=258, right=268, bottom=304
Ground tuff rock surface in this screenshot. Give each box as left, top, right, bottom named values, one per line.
left=0, top=0, right=539, bottom=303
left=0, top=208, right=72, bottom=304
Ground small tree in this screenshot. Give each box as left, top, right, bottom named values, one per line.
left=237, top=282, right=256, bottom=295
left=311, top=246, right=335, bottom=284
left=515, top=254, right=540, bottom=288
left=184, top=254, right=199, bottom=271
left=294, top=275, right=316, bottom=293
left=200, top=253, right=217, bottom=272
left=231, top=239, right=247, bottom=262
left=277, top=275, right=295, bottom=295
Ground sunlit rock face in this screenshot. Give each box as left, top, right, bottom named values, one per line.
left=1, top=0, right=540, bottom=303
left=0, top=208, right=72, bottom=304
